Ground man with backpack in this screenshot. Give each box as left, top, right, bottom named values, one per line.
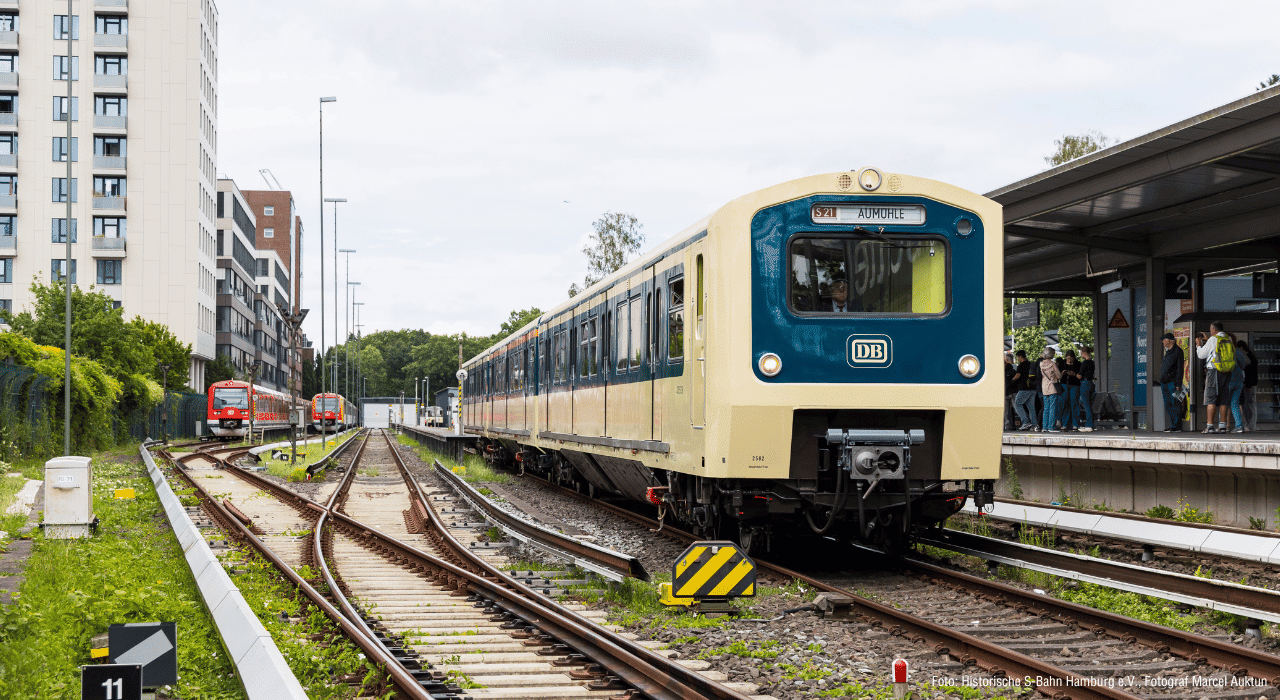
left=1012, top=350, right=1039, bottom=431
left=1195, top=322, right=1237, bottom=434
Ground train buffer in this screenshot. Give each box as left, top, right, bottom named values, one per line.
left=659, top=541, right=756, bottom=614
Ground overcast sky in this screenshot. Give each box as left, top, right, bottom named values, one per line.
left=215, top=0, right=1280, bottom=349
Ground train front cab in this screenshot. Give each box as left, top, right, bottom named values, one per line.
left=208, top=380, right=252, bottom=438
left=696, top=171, right=1003, bottom=551
left=312, top=393, right=341, bottom=431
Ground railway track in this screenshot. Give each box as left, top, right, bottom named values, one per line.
left=503, top=470, right=1280, bottom=700
left=163, top=431, right=759, bottom=700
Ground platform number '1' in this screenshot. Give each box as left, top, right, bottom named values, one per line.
left=81, top=664, right=141, bottom=700
left=103, top=678, right=123, bottom=699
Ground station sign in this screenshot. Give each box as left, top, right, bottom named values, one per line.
left=811, top=203, right=926, bottom=225
left=1165, top=272, right=1194, bottom=300
left=81, top=665, right=142, bottom=700
left=108, top=622, right=176, bottom=687
left=1254, top=272, right=1280, bottom=299
left=1011, top=301, right=1039, bottom=330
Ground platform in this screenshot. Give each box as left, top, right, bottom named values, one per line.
left=396, top=424, right=478, bottom=463
left=1000, top=431, right=1280, bottom=529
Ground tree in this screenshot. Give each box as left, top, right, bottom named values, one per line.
left=204, top=353, right=237, bottom=389
left=568, top=212, right=644, bottom=297
left=1259, top=74, right=1280, bottom=91
left=1057, top=296, right=1094, bottom=349
left=1045, top=131, right=1114, bottom=166
left=129, top=317, right=193, bottom=390
left=497, top=307, right=541, bottom=340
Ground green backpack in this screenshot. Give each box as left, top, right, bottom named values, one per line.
left=1212, top=334, right=1236, bottom=372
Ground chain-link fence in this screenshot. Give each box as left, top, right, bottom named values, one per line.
left=126, top=392, right=207, bottom=441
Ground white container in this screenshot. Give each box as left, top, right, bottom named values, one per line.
left=43, top=456, right=94, bottom=539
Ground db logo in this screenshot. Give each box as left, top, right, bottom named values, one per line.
left=847, top=335, right=892, bottom=368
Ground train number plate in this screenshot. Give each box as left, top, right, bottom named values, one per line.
left=846, top=334, right=893, bottom=368
left=811, top=203, right=926, bottom=225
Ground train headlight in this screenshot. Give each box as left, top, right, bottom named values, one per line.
left=958, top=354, right=981, bottom=378
left=758, top=353, right=782, bottom=377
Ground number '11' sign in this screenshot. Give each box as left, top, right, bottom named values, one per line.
left=81, top=664, right=142, bottom=700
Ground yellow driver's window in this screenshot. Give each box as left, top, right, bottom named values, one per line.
left=788, top=237, right=948, bottom=316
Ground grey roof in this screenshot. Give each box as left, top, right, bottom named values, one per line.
left=989, top=85, right=1280, bottom=292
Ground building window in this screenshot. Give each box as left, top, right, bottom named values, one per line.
left=54, top=55, right=80, bottom=81
left=52, top=177, right=77, bottom=202
left=0, top=14, right=17, bottom=33
left=95, top=15, right=127, bottom=35
left=54, top=15, right=80, bottom=40
left=0, top=54, right=15, bottom=73
left=93, top=176, right=125, bottom=197
left=94, top=136, right=125, bottom=157
left=264, top=205, right=274, bottom=216
left=0, top=174, right=15, bottom=196
left=52, top=137, right=79, bottom=162
left=52, top=218, right=78, bottom=243
left=94, top=55, right=126, bottom=76
left=94, top=95, right=126, bottom=116
left=263, top=227, right=274, bottom=238
left=94, top=217, right=125, bottom=238
left=53, top=96, right=78, bottom=121
left=0, top=133, right=14, bottom=155
left=96, top=260, right=121, bottom=285
left=0, top=94, right=15, bottom=115
left=0, top=258, right=11, bottom=284
left=0, top=299, right=10, bottom=314
left=0, top=215, right=13, bottom=236
left=51, top=259, right=77, bottom=284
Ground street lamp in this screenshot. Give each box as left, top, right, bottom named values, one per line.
left=344, top=273, right=360, bottom=396
left=318, top=95, right=336, bottom=455
left=158, top=363, right=172, bottom=444
left=248, top=361, right=263, bottom=442
left=354, top=301, right=365, bottom=397
left=277, top=303, right=309, bottom=465
left=326, top=198, right=348, bottom=400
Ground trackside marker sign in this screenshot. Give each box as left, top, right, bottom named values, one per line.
left=847, top=334, right=893, bottom=368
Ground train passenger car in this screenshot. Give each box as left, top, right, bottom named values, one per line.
left=461, top=170, right=1001, bottom=553
left=312, top=393, right=357, bottom=431
left=207, top=380, right=295, bottom=439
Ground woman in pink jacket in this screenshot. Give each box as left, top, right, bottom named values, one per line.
left=1040, top=348, right=1062, bottom=433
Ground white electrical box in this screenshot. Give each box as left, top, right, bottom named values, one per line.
left=43, top=456, right=94, bottom=539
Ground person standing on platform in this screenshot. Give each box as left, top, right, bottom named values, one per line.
left=1078, top=346, right=1096, bottom=432
left=1154, top=333, right=1184, bottom=432
left=1040, top=348, right=1062, bottom=433
left=1195, top=322, right=1236, bottom=433
left=1227, top=336, right=1249, bottom=433
left=1012, top=350, right=1038, bottom=431
left=1238, top=340, right=1258, bottom=431
left=1057, top=350, right=1081, bottom=431
left=1004, top=352, right=1021, bottom=430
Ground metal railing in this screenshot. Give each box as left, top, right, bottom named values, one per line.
left=94, top=114, right=127, bottom=128
left=0, top=113, right=14, bottom=126
left=95, top=0, right=128, bottom=6
left=0, top=153, right=14, bottom=167
left=0, top=194, right=14, bottom=208
left=95, top=33, right=127, bottom=49
left=94, top=155, right=126, bottom=169
left=0, top=73, right=16, bottom=87
left=94, top=74, right=127, bottom=89
left=0, top=233, right=13, bottom=253
left=92, top=236, right=126, bottom=251
left=93, top=196, right=126, bottom=210
left=0, top=31, right=17, bottom=46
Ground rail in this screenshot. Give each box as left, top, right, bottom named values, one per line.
left=433, top=458, right=650, bottom=581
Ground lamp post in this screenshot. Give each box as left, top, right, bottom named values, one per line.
left=345, top=276, right=360, bottom=397
left=158, top=363, right=172, bottom=444
left=327, top=198, right=348, bottom=400
left=422, top=376, right=430, bottom=426
left=353, top=301, right=365, bottom=397
left=318, top=95, right=336, bottom=454
left=248, top=361, right=262, bottom=442
left=62, top=0, right=73, bottom=456
left=277, top=304, right=308, bottom=465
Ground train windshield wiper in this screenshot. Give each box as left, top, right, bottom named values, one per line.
left=851, top=226, right=915, bottom=249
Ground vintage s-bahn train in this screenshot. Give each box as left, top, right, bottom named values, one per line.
left=312, top=393, right=357, bottom=431
left=461, top=170, right=1000, bottom=552
left=206, top=380, right=296, bottom=439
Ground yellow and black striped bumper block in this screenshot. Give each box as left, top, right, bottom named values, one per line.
left=670, top=541, right=756, bottom=601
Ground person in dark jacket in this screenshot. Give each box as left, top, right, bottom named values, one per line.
left=1003, top=352, right=1018, bottom=429
left=1154, top=333, right=1185, bottom=432
left=1078, top=347, right=1096, bottom=432
left=1012, top=350, right=1038, bottom=431
left=1238, top=340, right=1258, bottom=431
left=1056, top=350, right=1082, bottom=431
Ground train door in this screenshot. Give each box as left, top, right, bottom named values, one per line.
left=638, top=284, right=653, bottom=440
left=651, top=269, right=661, bottom=442
left=691, top=247, right=706, bottom=429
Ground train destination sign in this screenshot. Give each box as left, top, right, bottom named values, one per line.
left=811, top=203, right=926, bottom=225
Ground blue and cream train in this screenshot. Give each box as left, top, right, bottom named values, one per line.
left=461, top=171, right=1001, bottom=552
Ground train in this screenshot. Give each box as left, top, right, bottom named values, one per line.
left=312, top=393, right=357, bottom=431
left=460, top=170, right=1001, bottom=553
left=206, top=380, right=297, bottom=439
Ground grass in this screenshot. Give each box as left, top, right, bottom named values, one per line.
left=263, top=429, right=359, bottom=480
left=0, top=455, right=244, bottom=699
left=394, top=435, right=511, bottom=485
left=0, top=466, right=29, bottom=537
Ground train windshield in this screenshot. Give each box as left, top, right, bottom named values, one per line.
left=213, top=388, right=249, bottom=409
left=319, top=398, right=339, bottom=411
left=788, top=236, right=949, bottom=316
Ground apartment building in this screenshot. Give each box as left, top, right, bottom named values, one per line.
left=0, top=0, right=221, bottom=388
left=242, top=189, right=304, bottom=394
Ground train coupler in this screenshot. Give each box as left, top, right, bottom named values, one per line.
left=972, top=479, right=996, bottom=510
left=824, top=429, right=924, bottom=496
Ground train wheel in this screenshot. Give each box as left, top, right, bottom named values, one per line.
left=738, top=523, right=761, bottom=555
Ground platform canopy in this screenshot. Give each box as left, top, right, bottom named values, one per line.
left=991, top=86, right=1280, bottom=293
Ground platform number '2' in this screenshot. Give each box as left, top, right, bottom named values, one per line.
left=1166, top=272, right=1193, bottom=300
left=102, top=678, right=123, bottom=699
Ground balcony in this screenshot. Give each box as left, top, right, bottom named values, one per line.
left=95, top=74, right=127, bottom=89
left=91, top=236, right=126, bottom=258
left=0, top=194, right=14, bottom=209
left=94, top=114, right=126, bottom=128
left=95, top=34, right=127, bottom=49
left=0, top=154, right=13, bottom=168
left=0, top=73, right=15, bottom=87
left=94, top=155, right=125, bottom=169
left=0, top=234, right=13, bottom=255
left=95, top=0, right=127, bottom=7
left=93, top=196, right=125, bottom=211
left=0, top=31, right=16, bottom=49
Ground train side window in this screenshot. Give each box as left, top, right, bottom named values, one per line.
left=629, top=295, right=643, bottom=371
left=668, top=276, right=684, bottom=362
left=653, top=288, right=661, bottom=369
left=579, top=317, right=598, bottom=378
left=588, top=316, right=598, bottom=377
left=560, top=330, right=570, bottom=384
left=602, top=308, right=611, bottom=377
left=569, top=325, right=577, bottom=383
left=616, top=301, right=629, bottom=374
left=552, top=332, right=562, bottom=385
left=695, top=255, right=704, bottom=340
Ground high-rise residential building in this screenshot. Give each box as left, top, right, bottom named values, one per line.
left=242, top=189, right=303, bottom=393
left=0, top=0, right=221, bottom=389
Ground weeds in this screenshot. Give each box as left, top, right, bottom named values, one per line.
left=1003, top=459, right=1023, bottom=500
left=1249, top=516, right=1267, bottom=531
left=1174, top=499, right=1214, bottom=524
left=1145, top=504, right=1176, bottom=519
left=1055, top=581, right=1196, bottom=631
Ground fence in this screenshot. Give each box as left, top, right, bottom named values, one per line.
left=1, top=362, right=206, bottom=457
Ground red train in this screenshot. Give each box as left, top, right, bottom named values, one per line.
left=206, top=380, right=296, bottom=439
left=311, top=393, right=356, bottom=432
